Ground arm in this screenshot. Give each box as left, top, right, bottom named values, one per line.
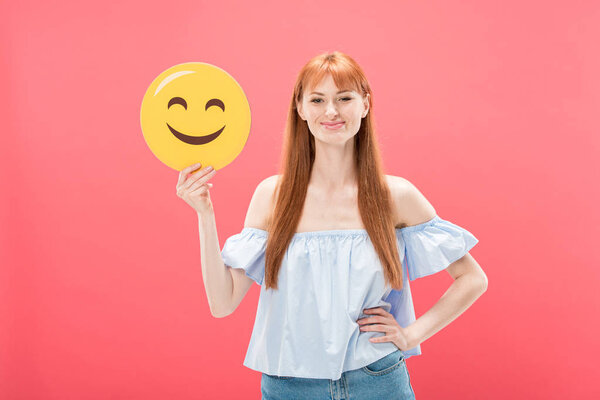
left=391, top=176, right=488, bottom=348
left=406, top=252, right=488, bottom=349
left=223, top=175, right=279, bottom=316
left=176, top=163, right=233, bottom=318
left=198, top=209, right=235, bottom=318
left=204, top=174, right=279, bottom=318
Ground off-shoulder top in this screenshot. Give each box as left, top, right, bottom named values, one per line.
left=220, top=215, right=478, bottom=380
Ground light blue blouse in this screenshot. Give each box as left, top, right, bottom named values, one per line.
left=220, top=215, right=478, bottom=380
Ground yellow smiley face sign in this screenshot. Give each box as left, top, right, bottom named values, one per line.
left=140, top=62, right=251, bottom=171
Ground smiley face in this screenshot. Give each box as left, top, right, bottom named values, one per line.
left=140, top=62, right=251, bottom=171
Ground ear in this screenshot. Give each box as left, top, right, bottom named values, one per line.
left=296, top=100, right=306, bottom=121
left=362, top=94, right=370, bottom=118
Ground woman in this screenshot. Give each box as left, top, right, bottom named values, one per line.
left=176, top=51, right=488, bottom=399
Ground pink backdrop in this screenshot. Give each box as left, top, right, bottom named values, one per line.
left=2, top=1, right=599, bottom=399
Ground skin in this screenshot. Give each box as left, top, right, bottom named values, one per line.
left=296, top=73, right=369, bottom=193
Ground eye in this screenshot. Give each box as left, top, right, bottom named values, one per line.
left=206, top=98, right=225, bottom=111
left=168, top=97, right=187, bottom=110
left=310, top=97, right=352, bottom=103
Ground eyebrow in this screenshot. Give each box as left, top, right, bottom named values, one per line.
left=309, top=90, right=353, bottom=95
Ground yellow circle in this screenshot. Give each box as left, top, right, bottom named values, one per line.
left=140, top=62, right=251, bottom=171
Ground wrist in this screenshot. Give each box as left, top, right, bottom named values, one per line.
left=405, top=324, right=422, bottom=349
left=197, top=207, right=214, bottom=222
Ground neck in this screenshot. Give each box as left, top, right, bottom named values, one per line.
left=309, top=139, right=357, bottom=191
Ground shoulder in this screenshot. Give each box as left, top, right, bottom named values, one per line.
left=385, top=175, right=437, bottom=228
left=243, top=175, right=281, bottom=230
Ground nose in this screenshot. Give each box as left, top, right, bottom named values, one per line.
left=325, top=101, right=339, bottom=118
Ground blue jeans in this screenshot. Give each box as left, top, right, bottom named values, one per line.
left=261, top=349, right=416, bottom=399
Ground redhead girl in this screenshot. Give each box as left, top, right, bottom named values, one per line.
left=176, top=51, right=487, bottom=399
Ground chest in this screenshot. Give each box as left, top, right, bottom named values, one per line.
left=295, top=187, right=364, bottom=232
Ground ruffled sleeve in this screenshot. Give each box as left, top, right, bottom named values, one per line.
left=221, top=227, right=267, bottom=286
left=399, top=215, right=479, bottom=281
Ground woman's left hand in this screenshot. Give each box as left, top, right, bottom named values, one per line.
left=357, top=307, right=416, bottom=351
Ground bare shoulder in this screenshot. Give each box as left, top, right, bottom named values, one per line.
left=243, top=174, right=281, bottom=230
left=385, top=175, right=437, bottom=228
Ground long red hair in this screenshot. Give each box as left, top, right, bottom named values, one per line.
left=264, top=51, right=403, bottom=291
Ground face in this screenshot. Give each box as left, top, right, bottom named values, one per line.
left=140, top=62, right=251, bottom=171
left=296, top=74, right=369, bottom=145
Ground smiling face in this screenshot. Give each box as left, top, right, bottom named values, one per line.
left=140, top=62, right=251, bottom=171
left=296, top=74, right=369, bottom=146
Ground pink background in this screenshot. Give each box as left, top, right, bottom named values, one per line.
left=2, top=1, right=599, bottom=399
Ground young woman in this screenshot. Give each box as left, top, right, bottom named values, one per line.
left=176, top=51, right=488, bottom=399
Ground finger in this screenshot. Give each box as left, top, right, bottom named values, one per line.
left=185, top=168, right=216, bottom=190
left=357, top=316, right=383, bottom=325
left=188, top=184, right=209, bottom=196
left=360, top=324, right=393, bottom=333
left=188, top=179, right=213, bottom=193
left=177, top=163, right=202, bottom=186
left=183, top=167, right=216, bottom=190
left=362, top=310, right=392, bottom=324
left=364, top=307, right=391, bottom=317
left=184, top=182, right=213, bottom=199
left=369, top=334, right=391, bottom=343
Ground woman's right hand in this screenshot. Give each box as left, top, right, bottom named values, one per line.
left=176, top=163, right=218, bottom=216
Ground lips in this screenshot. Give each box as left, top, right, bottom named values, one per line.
left=166, top=123, right=225, bottom=145
left=321, top=121, right=345, bottom=130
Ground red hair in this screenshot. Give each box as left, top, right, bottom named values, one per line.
left=264, top=51, right=403, bottom=291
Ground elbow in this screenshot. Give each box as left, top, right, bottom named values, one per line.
left=457, top=270, right=488, bottom=294
left=477, top=272, right=488, bottom=293
left=210, top=308, right=232, bottom=318
left=211, top=311, right=231, bottom=318
left=209, top=303, right=233, bottom=319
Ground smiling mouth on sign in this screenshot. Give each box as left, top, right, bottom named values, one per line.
left=166, top=124, right=225, bottom=145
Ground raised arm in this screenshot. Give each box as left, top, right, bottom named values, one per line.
left=223, top=175, right=279, bottom=317
left=196, top=208, right=232, bottom=317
